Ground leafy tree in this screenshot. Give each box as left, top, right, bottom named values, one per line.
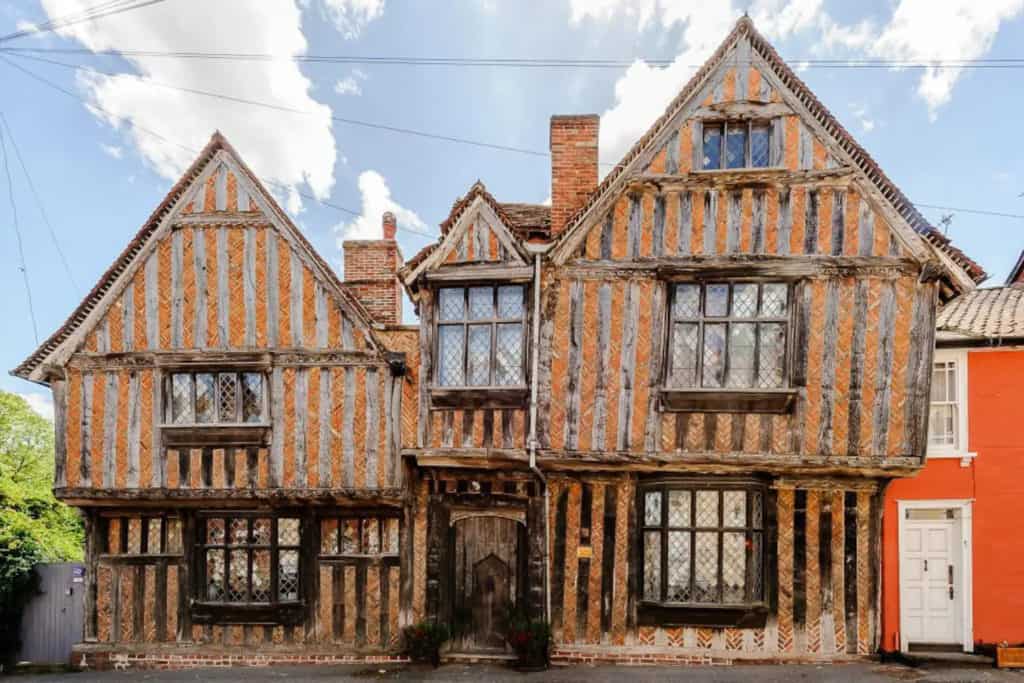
left=0, top=391, right=83, bottom=671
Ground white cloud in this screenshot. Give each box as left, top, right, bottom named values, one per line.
left=17, top=392, right=54, bottom=421
left=335, top=68, right=367, bottom=96
left=850, top=102, right=875, bottom=132
left=869, top=0, right=1024, bottom=118
left=567, top=1, right=740, bottom=170
left=319, top=0, right=385, bottom=39
left=334, top=170, right=428, bottom=245
left=100, top=143, right=123, bottom=159
left=39, top=0, right=339, bottom=214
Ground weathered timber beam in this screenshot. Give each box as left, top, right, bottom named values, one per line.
left=55, top=487, right=404, bottom=507
left=173, top=214, right=266, bottom=227
left=772, top=476, right=879, bottom=492
left=690, top=101, right=795, bottom=120
left=563, top=255, right=920, bottom=281
left=424, top=263, right=533, bottom=283
left=627, top=166, right=856, bottom=192
left=408, top=448, right=531, bottom=470
left=535, top=452, right=921, bottom=479
left=67, top=348, right=386, bottom=371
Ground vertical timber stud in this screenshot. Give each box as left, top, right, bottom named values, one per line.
left=831, top=490, right=846, bottom=653
left=777, top=483, right=795, bottom=652
left=856, top=491, right=871, bottom=654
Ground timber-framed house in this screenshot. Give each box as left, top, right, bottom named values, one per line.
left=13, top=16, right=985, bottom=670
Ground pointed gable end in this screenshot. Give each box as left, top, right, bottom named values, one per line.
left=549, top=16, right=984, bottom=293
left=401, top=181, right=534, bottom=297
left=13, top=132, right=383, bottom=383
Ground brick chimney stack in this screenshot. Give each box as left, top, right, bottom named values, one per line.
left=550, top=114, right=599, bottom=236
left=342, top=212, right=404, bottom=325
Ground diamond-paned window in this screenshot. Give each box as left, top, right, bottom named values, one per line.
left=166, top=371, right=265, bottom=425
left=197, top=514, right=301, bottom=605
left=667, top=282, right=790, bottom=390
left=435, top=285, right=526, bottom=387
left=702, top=120, right=773, bottom=170
left=640, top=482, right=765, bottom=607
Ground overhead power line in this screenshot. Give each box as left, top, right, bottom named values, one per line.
left=2, top=53, right=1020, bottom=231
left=0, top=0, right=170, bottom=44
left=0, top=56, right=438, bottom=240
left=0, top=111, right=80, bottom=293
left=0, top=121, right=39, bottom=344
left=4, top=45, right=1024, bottom=69
left=4, top=51, right=551, bottom=159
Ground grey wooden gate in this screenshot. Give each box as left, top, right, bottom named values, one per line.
left=18, top=563, right=85, bottom=665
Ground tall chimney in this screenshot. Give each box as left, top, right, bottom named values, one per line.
left=342, top=212, right=404, bottom=325
left=550, top=114, right=599, bottom=236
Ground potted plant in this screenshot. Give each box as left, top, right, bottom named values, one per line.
left=403, top=620, right=449, bottom=668
left=507, top=614, right=551, bottom=671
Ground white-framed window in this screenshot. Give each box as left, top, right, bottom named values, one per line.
left=927, top=349, right=969, bottom=458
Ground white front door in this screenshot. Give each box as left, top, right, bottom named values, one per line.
left=900, top=512, right=962, bottom=648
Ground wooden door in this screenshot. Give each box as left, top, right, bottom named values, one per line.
left=900, top=514, right=962, bottom=649
left=452, top=515, right=520, bottom=652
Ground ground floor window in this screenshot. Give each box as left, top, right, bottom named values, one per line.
left=196, top=512, right=301, bottom=604
left=640, top=481, right=766, bottom=608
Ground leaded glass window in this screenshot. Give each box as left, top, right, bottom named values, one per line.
left=667, top=282, right=789, bottom=389
left=435, top=285, right=526, bottom=387
left=197, top=513, right=300, bottom=605
left=167, top=371, right=265, bottom=424
left=641, top=483, right=765, bottom=607
left=702, top=120, right=772, bottom=170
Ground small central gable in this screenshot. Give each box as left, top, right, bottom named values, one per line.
left=402, top=182, right=530, bottom=289
left=15, top=133, right=382, bottom=381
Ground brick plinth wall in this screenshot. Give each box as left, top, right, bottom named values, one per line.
left=72, top=645, right=409, bottom=671
left=549, top=114, right=599, bottom=236
left=342, top=212, right=404, bottom=325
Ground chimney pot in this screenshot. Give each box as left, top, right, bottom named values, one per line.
left=382, top=211, right=397, bottom=240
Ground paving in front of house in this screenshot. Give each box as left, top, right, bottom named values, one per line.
left=19, top=662, right=1024, bottom=682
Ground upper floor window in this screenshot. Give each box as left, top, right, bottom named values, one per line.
left=702, top=121, right=771, bottom=170
left=167, top=371, right=266, bottom=425
left=641, top=482, right=765, bottom=609
left=928, top=350, right=968, bottom=457
left=667, top=282, right=789, bottom=390
left=436, top=285, right=526, bottom=388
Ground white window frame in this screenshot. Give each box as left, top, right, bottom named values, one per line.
left=927, top=349, right=974, bottom=465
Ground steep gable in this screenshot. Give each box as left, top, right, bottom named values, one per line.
left=13, top=133, right=382, bottom=382
left=401, top=181, right=532, bottom=294
left=549, top=17, right=983, bottom=293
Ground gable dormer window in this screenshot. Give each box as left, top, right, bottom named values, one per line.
left=435, top=285, right=526, bottom=389
left=702, top=121, right=771, bottom=170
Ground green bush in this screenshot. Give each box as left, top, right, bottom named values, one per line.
left=403, top=620, right=449, bottom=666
left=0, top=391, right=84, bottom=672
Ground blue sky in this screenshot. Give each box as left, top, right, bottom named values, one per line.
left=2, top=0, right=1024, bottom=417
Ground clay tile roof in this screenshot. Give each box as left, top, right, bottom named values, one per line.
left=936, top=285, right=1024, bottom=340
left=498, top=203, right=551, bottom=238
left=551, top=15, right=986, bottom=286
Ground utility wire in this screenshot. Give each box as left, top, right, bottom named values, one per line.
left=0, top=111, right=80, bottom=292
left=0, top=122, right=40, bottom=344
left=4, top=51, right=551, bottom=159
left=0, top=56, right=438, bottom=240
left=3, top=53, right=1020, bottom=229
left=0, top=0, right=170, bottom=44
left=5, top=45, right=1024, bottom=69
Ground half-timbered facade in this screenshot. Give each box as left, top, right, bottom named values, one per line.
left=399, top=17, right=983, bottom=665
left=13, top=134, right=417, bottom=669
left=15, top=17, right=987, bottom=671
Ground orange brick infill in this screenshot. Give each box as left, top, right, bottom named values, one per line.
left=72, top=646, right=409, bottom=671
